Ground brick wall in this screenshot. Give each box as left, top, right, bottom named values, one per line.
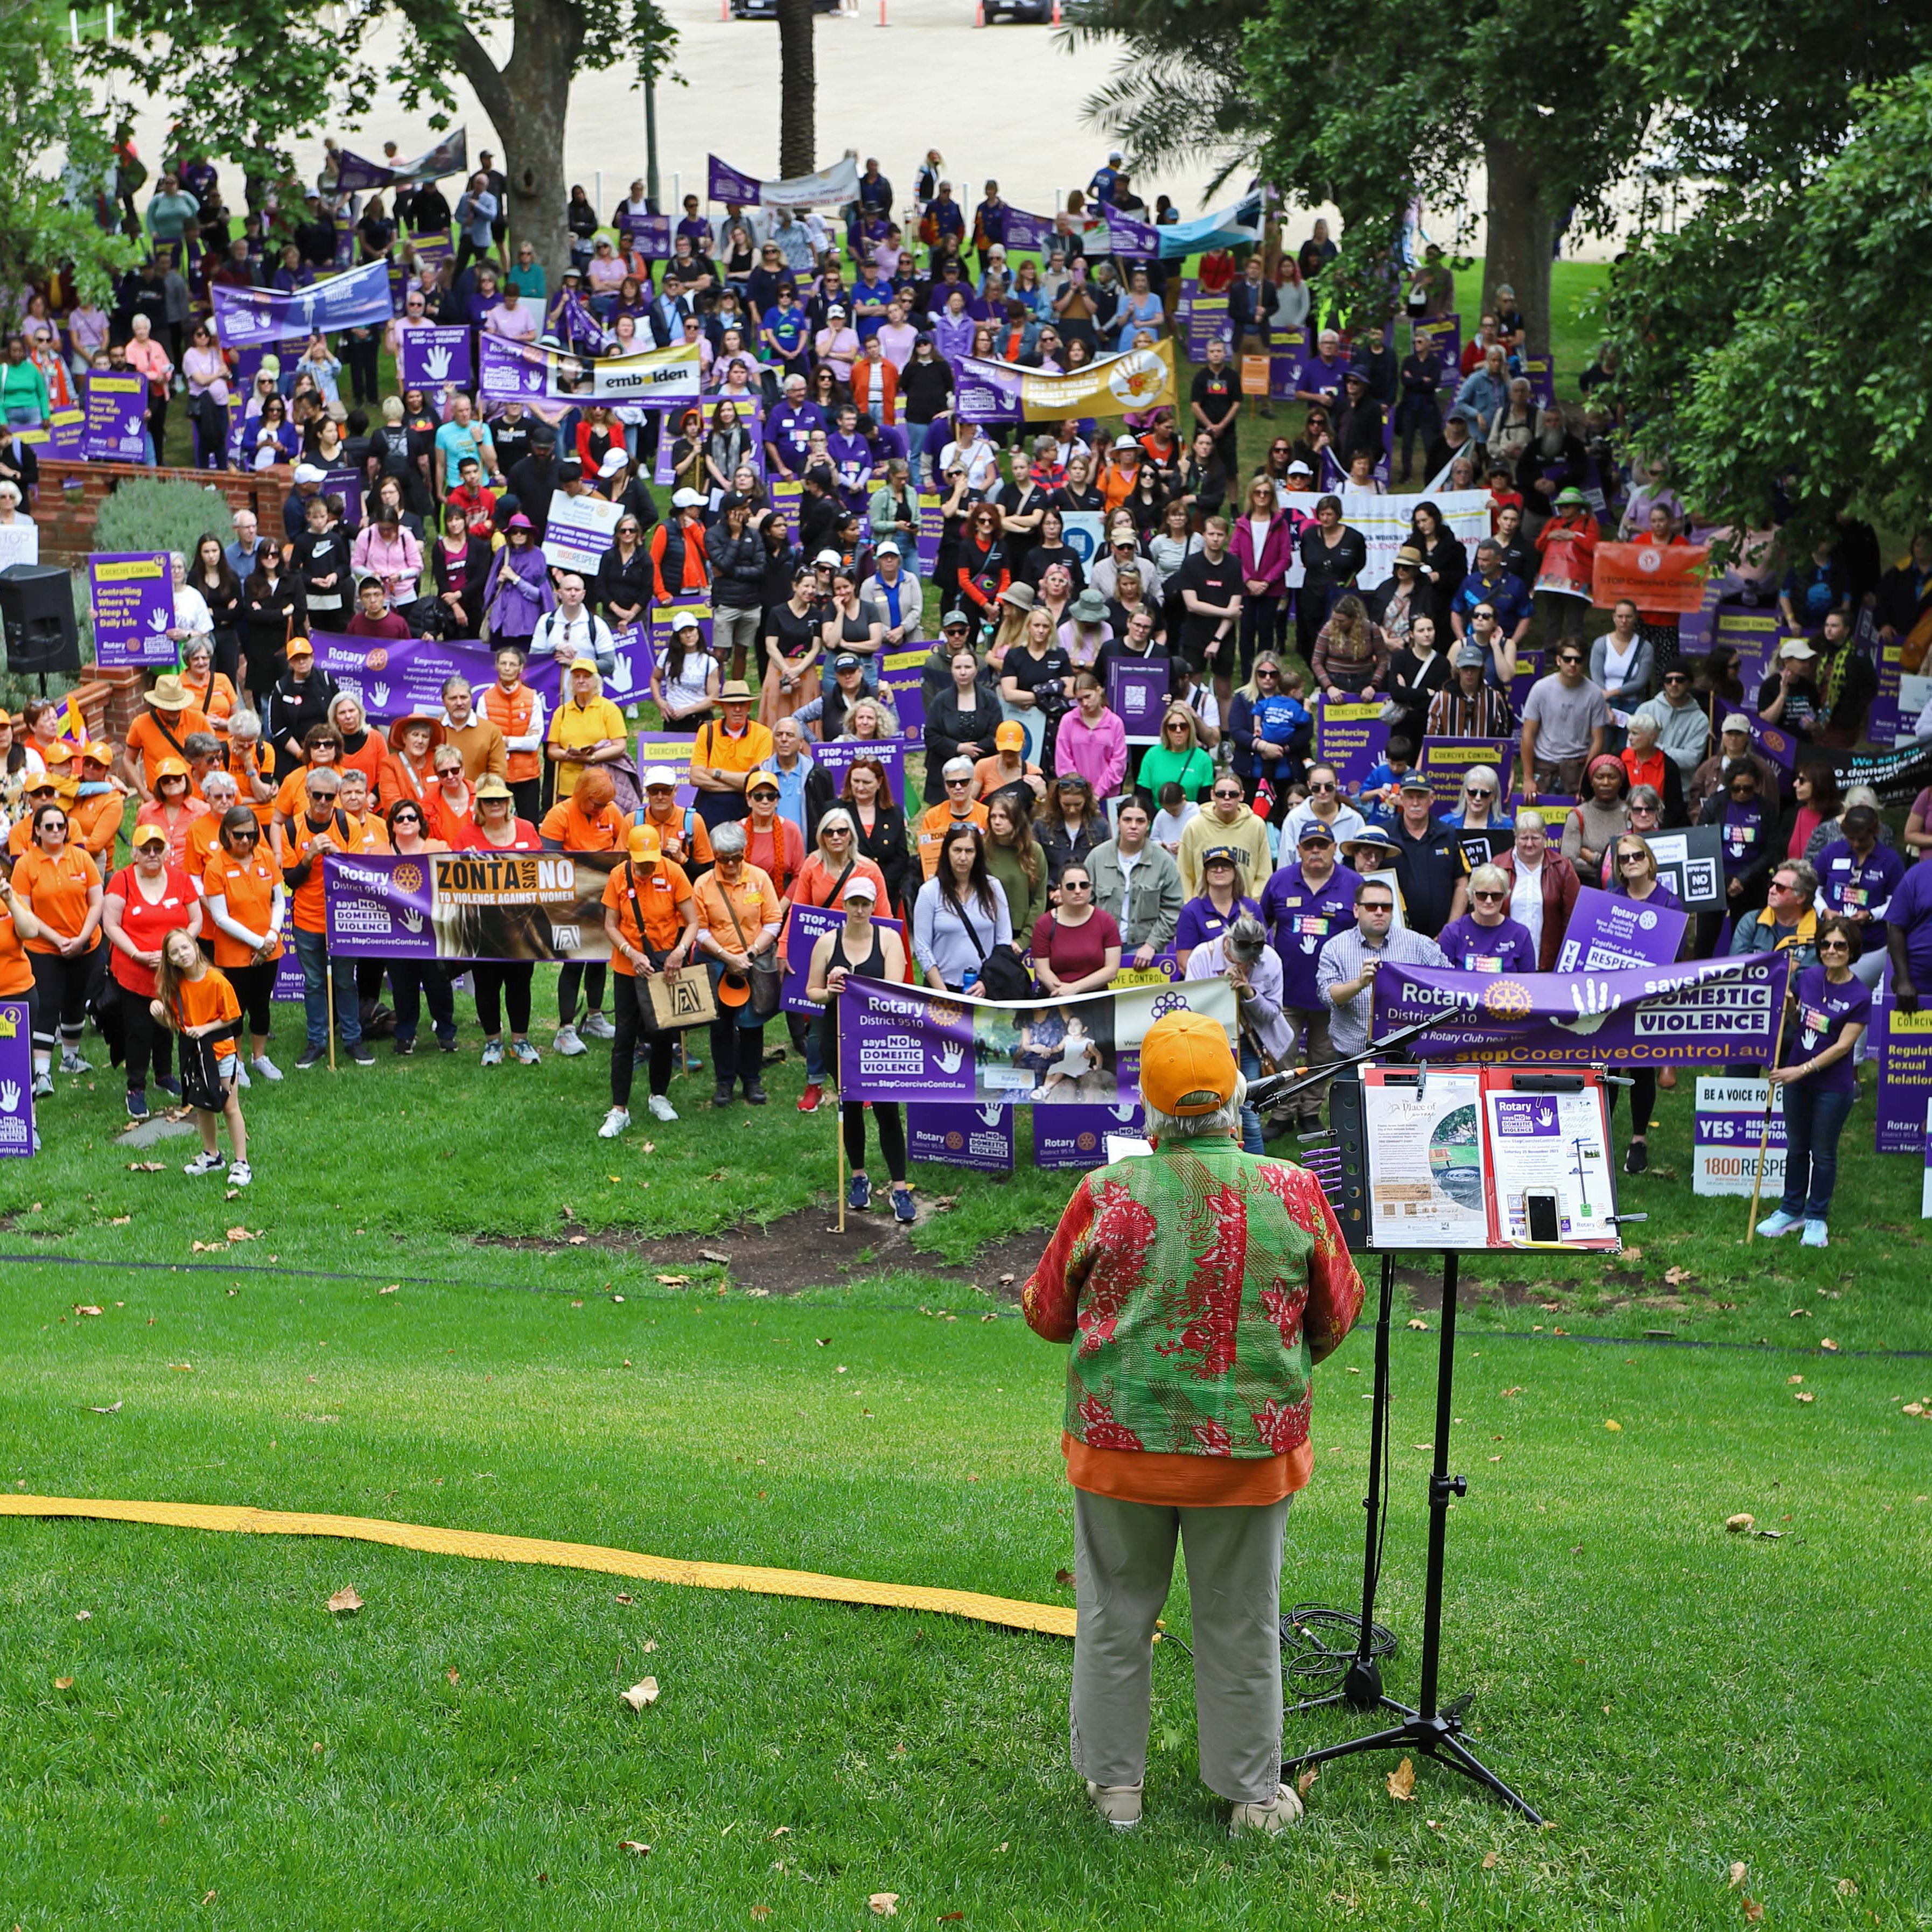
left=36, top=460, right=292, bottom=568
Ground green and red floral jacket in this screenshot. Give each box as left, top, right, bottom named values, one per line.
left=1023, top=1137, right=1362, bottom=1461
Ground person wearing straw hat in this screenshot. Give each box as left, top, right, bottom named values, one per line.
left=118, top=673, right=209, bottom=800
left=599, top=822, right=698, bottom=1139
left=1022, top=1008, right=1363, bottom=1837
left=689, top=680, right=775, bottom=833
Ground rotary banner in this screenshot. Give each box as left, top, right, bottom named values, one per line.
left=211, top=260, right=395, bottom=348
left=834, top=972, right=1236, bottom=1108
left=954, top=338, right=1177, bottom=425
left=323, top=852, right=626, bottom=963
left=1371, top=953, right=1791, bottom=1068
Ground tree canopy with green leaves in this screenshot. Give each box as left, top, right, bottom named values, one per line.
left=89, top=0, right=675, bottom=275
left=0, top=1, right=137, bottom=326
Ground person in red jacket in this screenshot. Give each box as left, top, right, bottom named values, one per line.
left=650, top=489, right=711, bottom=603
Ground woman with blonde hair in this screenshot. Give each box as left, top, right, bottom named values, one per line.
left=1136, top=704, right=1215, bottom=801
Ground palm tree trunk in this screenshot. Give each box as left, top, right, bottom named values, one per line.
left=777, top=0, right=816, bottom=179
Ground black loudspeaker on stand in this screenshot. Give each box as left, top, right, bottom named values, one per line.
left=0, top=564, right=82, bottom=678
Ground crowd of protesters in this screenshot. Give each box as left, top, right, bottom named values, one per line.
left=4, top=136, right=1928, bottom=1232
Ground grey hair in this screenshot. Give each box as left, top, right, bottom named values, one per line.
left=1515, top=808, right=1547, bottom=834
left=942, top=755, right=975, bottom=779
left=1225, top=914, right=1267, bottom=961
left=710, top=821, right=748, bottom=859
left=1626, top=710, right=1658, bottom=743
left=228, top=706, right=262, bottom=739
left=1777, top=856, right=1818, bottom=898
left=1628, top=783, right=1661, bottom=813
left=1143, top=1074, right=1249, bottom=1141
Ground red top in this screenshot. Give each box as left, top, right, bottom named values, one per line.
left=106, top=863, right=197, bottom=995
left=455, top=819, right=542, bottom=851
left=1030, top=907, right=1121, bottom=985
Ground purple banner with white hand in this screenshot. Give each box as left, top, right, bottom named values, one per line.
left=708, top=155, right=765, bottom=205
left=780, top=903, right=908, bottom=1016
left=400, top=325, right=472, bottom=391
left=88, top=552, right=176, bottom=668
left=1033, top=1099, right=1146, bottom=1169
left=0, top=1000, right=33, bottom=1157
left=212, top=258, right=396, bottom=348
left=305, top=627, right=654, bottom=722
left=906, top=1101, right=1016, bottom=1172
left=81, top=372, right=149, bottom=463
left=1552, top=885, right=1688, bottom=974
left=1371, top=953, right=1791, bottom=1067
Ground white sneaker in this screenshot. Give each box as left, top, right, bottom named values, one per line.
left=251, top=1054, right=284, bottom=1082
left=1755, top=1209, right=1801, bottom=1239
left=227, top=1159, right=252, bottom=1187
left=598, top=1106, right=631, bottom=1139
left=233, top=1062, right=251, bottom=1090
left=61, top=1049, right=93, bottom=1074
left=31, top=1072, right=52, bottom=1100
left=581, top=1010, right=616, bottom=1040
left=184, top=1150, right=226, bottom=1177
left=1801, top=1219, right=1829, bottom=1248
left=1086, top=1781, right=1142, bottom=1830
left=647, top=1093, right=678, bottom=1122
left=554, top=1024, right=587, bottom=1057
left=1229, top=1784, right=1305, bottom=1838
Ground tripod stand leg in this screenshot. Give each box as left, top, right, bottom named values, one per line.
left=1417, top=1250, right=1461, bottom=1718
left=1430, top=1728, right=1545, bottom=1824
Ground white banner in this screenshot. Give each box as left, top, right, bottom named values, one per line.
left=1338, top=488, right=1492, bottom=586
left=542, top=492, right=624, bottom=577
left=758, top=156, right=860, bottom=210
left=479, top=334, right=703, bottom=408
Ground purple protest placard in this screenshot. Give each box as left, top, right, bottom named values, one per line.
left=88, top=552, right=176, bottom=669
left=907, top=1101, right=1016, bottom=1172
left=1417, top=738, right=1514, bottom=810
left=811, top=737, right=907, bottom=799
left=82, top=372, right=149, bottom=463
left=915, top=493, right=943, bottom=575
left=954, top=355, right=1023, bottom=425
left=1108, top=659, right=1170, bottom=743
left=1313, top=698, right=1391, bottom=789
left=780, top=903, right=908, bottom=1016
left=1033, top=1099, right=1145, bottom=1170
left=1692, top=1075, right=1786, bottom=1196
left=1552, top=886, right=1688, bottom=973
left=321, top=853, right=439, bottom=958
left=878, top=647, right=926, bottom=750
left=1521, top=356, right=1555, bottom=409
left=1101, top=211, right=1160, bottom=259
left=708, top=155, right=763, bottom=205
left=1185, top=292, right=1233, bottom=360
left=646, top=601, right=713, bottom=660
left=400, top=325, right=471, bottom=391
left=320, top=466, right=365, bottom=530
left=1873, top=969, right=1932, bottom=1156
left=0, top=1000, right=33, bottom=1157
left=1004, top=208, right=1056, bottom=254
left=619, top=211, right=671, bottom=257
left=305, top=628, right=655, bottom=723
left=1741, top=712, right=1797, bottom=771
left=1373, top=952, right=1791, bottom=1068
left=1266, top=340, right=1311, bottom=398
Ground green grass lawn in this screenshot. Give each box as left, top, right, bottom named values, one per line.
left=4, top=1008, right=1931, bottom=1926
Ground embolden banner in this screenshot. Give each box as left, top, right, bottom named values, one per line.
left=835, top=975, right=1236, bottom=1107
left=323, top=852, right=629, bottom=963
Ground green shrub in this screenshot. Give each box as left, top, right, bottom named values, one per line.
left=90, top=477, right=234, bottom=565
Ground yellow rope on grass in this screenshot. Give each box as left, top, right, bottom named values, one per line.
left=0, top=1493, right=1078, bottom=1639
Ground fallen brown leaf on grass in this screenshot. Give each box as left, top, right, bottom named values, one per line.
left=326, top=1586, right=362, bottom=1615
left=1741, top=1898, right=1764, bottom=1923
left=568, top=1235, right=589, bottom=1246
left=1727, top=1861, right=1747, bottom=1888
left=615, top=1593, right=633, bottom=1605
left=446, top=1669, right=459, bottom=1684
left=1387, top=1757, right=1416, bottom=1801
left=621, top=1676, right=660, bottom=1711
left=751, top=1909, right=772, bottom=1922
left=89, top=1401, right=122, bottom=1414
left=655, top=1273, right=690, bottom=1286
left=1482, top=1850, right=1499, bottom=1870
left=1296, top=1766, right=1319, bottom=1798
left=1819, top=1337, right=1839, bottom=1352
left=379, top=1285, right=399, bottom=1296
left=1726, top=1514, right=1755, bottom=1532
left=108, top=1215, right=130, bottom=1225
left=701, top=1249, right=732, bottom=1264
left=225, top=1226, right=256, bottom=1243
left=1663, top=1265, right=1695, bottom=1285
left=74, top=1305, right=103, bottom=1317
left=867, top=1895, right=899, bottom=1917
left=1054, top=1568, right=1074, bottom=1587
left=1605, top=1418, right=1623, bottom=1432
left=642, top=1639, right=657, bottom=1653
left=1407, top=1318, right=1430, bottom=1330
left=618, top=1840, right=651, bottom=1855
left=54, top=1676, right=73, bottom=1690
left=1795, top=1391, right=1816, bottom=1404
left=75, top=1610, right=90, bottom=1621
left=127, top=1160, right=164, bottom=1171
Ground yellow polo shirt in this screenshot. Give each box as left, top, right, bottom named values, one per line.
left=547, top=695, right=627, bottom=797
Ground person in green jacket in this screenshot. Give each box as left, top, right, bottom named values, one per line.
left=1135, top=703, right=1216, bottom=800
left=984, top=792, right=1049, bottom=939
left=0, top=337, right=50, bottom=429
left=145, top=174, right=202, bottom=244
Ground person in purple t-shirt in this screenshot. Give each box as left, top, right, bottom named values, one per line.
left=1259, top=822, right=1361, bottom=1118
left=763, top=374, right=825, bottom=482
left=1435, top=863, right=1537, bottom=972
left=1813, top=804, right=1906, bottom=987
left=1295, top=330, right=1350, bottom=408
left=1757, top=914, right=1872, bottom=1247
left=1886, top=849, right=1932, bottom=1012
left=1172, top=844, right=1261, bottom=970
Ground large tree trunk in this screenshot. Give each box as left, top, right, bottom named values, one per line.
left=447, top=0, right=585, bottom=285
left=1482, top=133, right=1556, bottom=361
left=777, top=0, right=816, bottom=179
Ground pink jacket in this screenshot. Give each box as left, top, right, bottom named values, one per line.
left=1230, top=508, right=1296, bottom=597
left=352, top=525, right=424, bottom=604
left=1053, top=705, right=1129, bottom=799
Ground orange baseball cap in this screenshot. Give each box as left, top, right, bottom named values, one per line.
left=1138, top=1009, right=1236, bottom=1118
left=82, top=740, right=114, bottom=765
left=153, top=755, right=190, bottom=782
left=995, top=720, right=1026, bottom=751
left=627, top=823, right=662, bottom=862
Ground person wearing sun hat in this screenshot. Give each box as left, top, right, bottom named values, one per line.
left=689, top=678, right=774, bottom=832
left=1023, top=1006, right=1364, bottom=1839
left=1530, top=481, right=1600, bottom=642
left=119, top=672, right=210, bottom=799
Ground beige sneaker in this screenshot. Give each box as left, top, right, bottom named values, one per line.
left=1229, top=1783, right=1305, bottom=1837
left=1086, top=1781, right=1143, bottom=1830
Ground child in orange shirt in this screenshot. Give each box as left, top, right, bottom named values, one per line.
left=151, top=927, right=251, bottom=1187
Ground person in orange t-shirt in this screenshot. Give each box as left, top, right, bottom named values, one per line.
left=183, top=769, right=239, bottom=883
left=69, top=742, right=127, bottom=866
left=0, top=863, right=46, bottom=1005
left=328, top=693, right=388, bottom=804
left=151, top=928, right=251, bottom=1185
left=132, top=759, right=210, bottom=870
left=278, top=765, right=370, bottom=1067
left=13, top=799, right=105, bottom=1089
left=598, top=822, right=698, bottom=1137
left=271, top=724, right=346, bottom=851
left=120, top=676, right=211, bottom=799
left=539, top=765, right=626, bottom=1057
left=199, top=807, right=285, bottom=1077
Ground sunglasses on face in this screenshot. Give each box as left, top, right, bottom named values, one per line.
left=945, top=777, right=970, bottom=789
left=1311, top=781, right=1338, bottom=794
left=1213, top=790, right=1243, bottom=803
left=1062, top=879, right=1091, bottom=891
left=1619, top=851, right=1648, bottom=865
left=1818, top=938, right=1851, bottom=952
left=1256, top=668, right=1279, bottom=680
left=1466, top=786, right=1495, bottom=799
left=1557, top=655, right=1582, bottom=667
